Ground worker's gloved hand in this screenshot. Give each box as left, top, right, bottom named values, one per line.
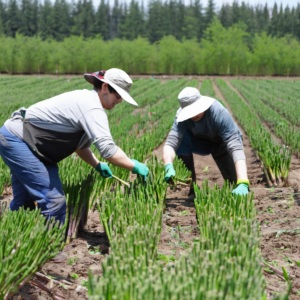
left=164, top=164, right=175, bottom=183
left=232, top=181, right=249, bottom=196
left=95, top=162, right=113, bottom=178
left=131, top=159, right=149, bottom=180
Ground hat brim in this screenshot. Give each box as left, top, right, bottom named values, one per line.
left=84, top=73, right=138, bottom=106
left=177, top=96, right=215, bottom=122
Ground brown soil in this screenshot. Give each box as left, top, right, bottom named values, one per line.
left=3, top=74, right=300, bottom=81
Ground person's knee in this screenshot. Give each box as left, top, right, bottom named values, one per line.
left=48, top=196, right=66, bottom=214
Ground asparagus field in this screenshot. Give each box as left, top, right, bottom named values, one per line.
left=0, top=76, right=300, bottom=300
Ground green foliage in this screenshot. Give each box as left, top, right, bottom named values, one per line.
left=0, top=21, right=300, bottom=75
left=231, top=79, right=300, bottom=154
left=67, top=256, right=78, bottom=265
left=0, top=208, right=65, bottom=299
left=70, top=273, right=80, bottom=280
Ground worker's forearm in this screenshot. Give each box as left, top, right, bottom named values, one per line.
left=106, top=148, right=134, bottom=170
left=163, top=145, right=176, bottom=166
left=235, top=159, right=248, bottom=181
left=75, top=148, right=99, bottom=168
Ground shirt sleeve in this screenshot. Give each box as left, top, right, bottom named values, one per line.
left=211, top=103, right=245, bottom=163
left=165, top=110, right=187, bottom=152
left=79, top=108, right=119, bottom=159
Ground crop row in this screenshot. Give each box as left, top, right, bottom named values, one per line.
left=0, top=78, right=291, bottom=299
left=0, top=208, right=65, bottom=299
left=0, top=78, right=195, bottom=297
left=216, top=79, right=292, bottom=187
left=230, top=80, right=300, bottom=155
left=86, top=80, right=276, bottom=299
left=241, top=80, right=300, bottom=126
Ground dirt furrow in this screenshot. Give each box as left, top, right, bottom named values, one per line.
left=215, top=78, right=300, bottom=300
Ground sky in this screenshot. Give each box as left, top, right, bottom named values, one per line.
left=91, top=0, right=299, bottom=10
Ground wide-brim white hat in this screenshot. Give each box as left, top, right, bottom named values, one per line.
left=177, top=87, right=215, bottom=122
left=84, top=68, right=138, bottom=106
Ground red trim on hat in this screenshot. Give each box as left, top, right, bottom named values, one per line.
left=91, top=72, right=104, bottom=80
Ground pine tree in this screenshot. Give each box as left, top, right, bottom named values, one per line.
left=110, top=0, right=122, bottom=39
left=0, top=0, right=6, bottom=35
left=72, top=0, right=94, bottom=38
left=277, top=4, right=284, bottom=36
left=283, top=6, right=292, bottom=36
left=182, top=4, right=197, bottom=39
left=38, top=0, right=54, bottom=39
left=205, top=0, right=215, bottom=29
left=147, top=0, right=164, bottom=43
left=121, top=0, right=144, bottom=40
left=19, top=0, right=38, bottom=36
left=263, top=4, right=270, bottom=31
left=193, top=0, right=203, bottom=40
left=219, top=4, right=231, bottom=28
left=231, top=0, right=240, bottom=24
left=95, top=0, right=110, bottom=40
left=294, top=4, right=300, bottom=40
left=270, top=3, right=278, bottom=36
left=5, top=0, right=21, bottom=37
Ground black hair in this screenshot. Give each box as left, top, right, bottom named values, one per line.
left=93, top=70, right=118, bottom=94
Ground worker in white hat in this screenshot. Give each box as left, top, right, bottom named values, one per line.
left=0, top=68, right=149, bottom=228
left=163, top=87, right=249, bottom=198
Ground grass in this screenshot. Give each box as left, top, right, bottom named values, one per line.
left=70, top=273, right=80, bottom=280
left=67, top=256, right=78, bottom=265
left=157, top=253, right=175, bottom=264
left=81, top=280, right=88, bottom=289
left=178, top=210, right=190, bottom=216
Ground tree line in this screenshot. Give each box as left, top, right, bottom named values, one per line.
left=1, top=20, right=299, bottom=76
left=0, top=0, right=300, bottom=42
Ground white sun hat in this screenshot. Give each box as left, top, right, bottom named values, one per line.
left=84, top=68, right=138, bottom=106
left=176, top=87, right=215, bottom=122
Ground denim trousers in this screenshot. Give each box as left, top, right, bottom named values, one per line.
left=0, top=125, right=66, bottom=224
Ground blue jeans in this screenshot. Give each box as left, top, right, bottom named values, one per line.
left=0, top=125, right=66, bottom=224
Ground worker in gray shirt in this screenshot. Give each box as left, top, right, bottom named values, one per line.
left=0, top=68, right=149, bottom=227
left=163, top=87, right=249, bottom=198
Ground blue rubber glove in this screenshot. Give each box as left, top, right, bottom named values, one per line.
left=232, top=183, right=249, bottom=196
left=164, top=164, right=175, bottom=183
left=95, top=162, right=113, bottom=178
left=131, top=159, right=149, bottom=180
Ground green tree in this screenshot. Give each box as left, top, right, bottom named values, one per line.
left=0, top=0, right=6, bottom=35
left=193, top=0, right=204, bottom=40
left=231, top=1, right=240, bottom=24
left=120, top=0, right=144, bottom=40
left=95, top=0, right=110, bottom=40
left=72, top=0, right=94, bottom=38
left=205, top=0, right=215, bottom=28
left=110, top=0, right=122, bottom=39
left=38, top=0, right=54, bottom=39
left=5, top=0, right=20, bottom=37
left=147, top=0, right=164, bottom=43
left=182, top=6, right=198, bottom=39
left=269, top=3, right=278, bottom=36
left=219, top=4, right=231, bottom=28
left=19, top=0, right=38, bottom=36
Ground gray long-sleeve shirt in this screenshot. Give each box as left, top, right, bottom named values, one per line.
left=165, top=101, right=245, bottom=163
left=5, top=89, right=118, bottom=159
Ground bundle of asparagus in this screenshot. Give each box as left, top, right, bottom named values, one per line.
left=64, top=170, right=96, bottom=244
left=0, top=208, right=65, bottom=300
